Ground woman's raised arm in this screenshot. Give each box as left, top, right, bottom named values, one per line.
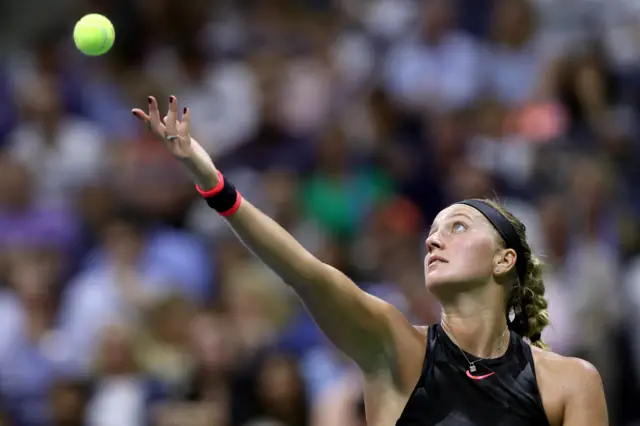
left=131, top=96, right=423, bottom=375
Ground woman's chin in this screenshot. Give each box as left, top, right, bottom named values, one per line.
left=425, top=270, right=465, bottom=295
left=425, top=271, right=450, bottom=292
left=425, top=270, right=486, bottom=298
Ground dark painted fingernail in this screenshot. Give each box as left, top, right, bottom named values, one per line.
left=169, top=96, right=174, bottom=103
left=183, top=107, right=187, bottom=114
left=148, top=97, right=152, bottom=104
left=132, top=111, right=137, bottom=116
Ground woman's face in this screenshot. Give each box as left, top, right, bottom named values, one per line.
left=424, top=205, right=500, bottom=293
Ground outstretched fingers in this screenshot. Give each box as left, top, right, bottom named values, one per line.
left=180, top=107, right=190, bottom=137
left=166, top=95, right=179, bottom=136
left=132, top=96, right=185, bottom=142
left=148, top=96, right=162, bottom=126
left=131, top=109, right=150, bottom=122
left=132, top=96, right=162, bottom=133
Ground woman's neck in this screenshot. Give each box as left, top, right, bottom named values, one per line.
left=439, top=292, right=509, bottom=358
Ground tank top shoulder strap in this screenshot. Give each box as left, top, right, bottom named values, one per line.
left=519, top=336, right=540, bottom=380
left=420, top=324, right=439, bottom=379
left=521, top=338, right=536, bottom=361
left=514, top=334, right=548, bottom=415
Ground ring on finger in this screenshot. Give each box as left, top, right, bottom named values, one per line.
left=166, top=135, right=179, bottom=141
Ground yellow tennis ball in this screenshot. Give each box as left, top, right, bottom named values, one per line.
left=73, top=14, right=115, bottom=56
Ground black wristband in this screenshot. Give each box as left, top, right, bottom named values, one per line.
left=195, top=171, right=242, bottom=216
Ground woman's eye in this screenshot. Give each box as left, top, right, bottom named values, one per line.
left=452, top=222, right=467, bottom=233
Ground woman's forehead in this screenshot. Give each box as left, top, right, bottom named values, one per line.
left=433, top=204, right=482, bottom=224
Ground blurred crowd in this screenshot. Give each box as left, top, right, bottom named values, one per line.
left=1, top=0, right=640, bottom=425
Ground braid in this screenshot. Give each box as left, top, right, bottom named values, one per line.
left=482, top=200, right=551, bottom=349
left=520, top=255, right=550, bottom=349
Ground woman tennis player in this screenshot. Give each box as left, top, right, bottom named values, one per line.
left=132, top=96, right=608, bottom=426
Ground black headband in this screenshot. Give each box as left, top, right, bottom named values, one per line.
left=456, top=199, right=526, bottom=284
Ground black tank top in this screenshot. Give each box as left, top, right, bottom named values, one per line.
left=396, top=324, right=550, bottom=426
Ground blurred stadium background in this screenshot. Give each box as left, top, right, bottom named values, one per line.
left=1, top=0, right=640, bottom=425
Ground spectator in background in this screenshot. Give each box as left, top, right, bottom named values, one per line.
left=50, top=379, right=91, bottom=426
left=353, top=0, right=415, bottom=42
left=445, top=161, right=495, bottom=202
left=257, top=169, right=326, bottom=255
left=0, top=249, right=74, bottom=426
left=330, top=26, right=375, bottom=92
left=533, top=0, right=640, bottom=76
left=110, top=139, right=213, bottom=298
left=86, top=323, right=166, bottom=426
left=8, top=29, right=85, bottom=117
left=466, top=98, right=537, bottom=194
left=72, top=178, right=119, bottom=263
left=554, top=42, right=623, bottom=145
left=59, top=208, right=191, bottom=373
left=305, top=349, right=361, bottom=426
left=222, top=260, right=297, bottom=358
left=384, top=0, right=482, bottom=111
left=276, top=29, right=333, bottom=139
left=0, top=157, right=80, bottom=274
left=251, top=354, right=308, bottom=426
left=6, top=74, right=107, bottom=207
left=180, top=309, right=255, bottom=426
left=300, top=127, right=393, bottom=242
left=138, top=294, right=196, bottom=397
left=482, top=0, right=557, bottom=106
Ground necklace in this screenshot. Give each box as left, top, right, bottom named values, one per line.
left=441, top=322, right=509, bottom=374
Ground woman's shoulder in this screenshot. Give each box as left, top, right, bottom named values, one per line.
left=531, top=346, right=600, bottom=382
left=531, top=347, right=605, bottom=425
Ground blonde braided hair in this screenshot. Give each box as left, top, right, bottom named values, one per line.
left=481, top=199, right=550, bottom=349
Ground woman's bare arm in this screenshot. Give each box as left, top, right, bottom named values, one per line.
left=132, top=96, right=423, bottom=377
left=191, top=144, right=417, bottom=374
left=535, top=349, right=608, bottom=426
left=226, top=199, right=413, bottom=372
left=561, top=359, right=608, bottom=426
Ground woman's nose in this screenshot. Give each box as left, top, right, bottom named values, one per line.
left=426, top=233, right=444, bottom=252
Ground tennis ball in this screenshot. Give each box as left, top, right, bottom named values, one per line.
left=73, top=14, right=115, bottom=56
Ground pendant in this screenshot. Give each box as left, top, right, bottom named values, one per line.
left=469, top=364, right=476, bottom=373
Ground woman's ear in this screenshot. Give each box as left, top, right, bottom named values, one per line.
left=493, top=248, right=517, bottom=277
